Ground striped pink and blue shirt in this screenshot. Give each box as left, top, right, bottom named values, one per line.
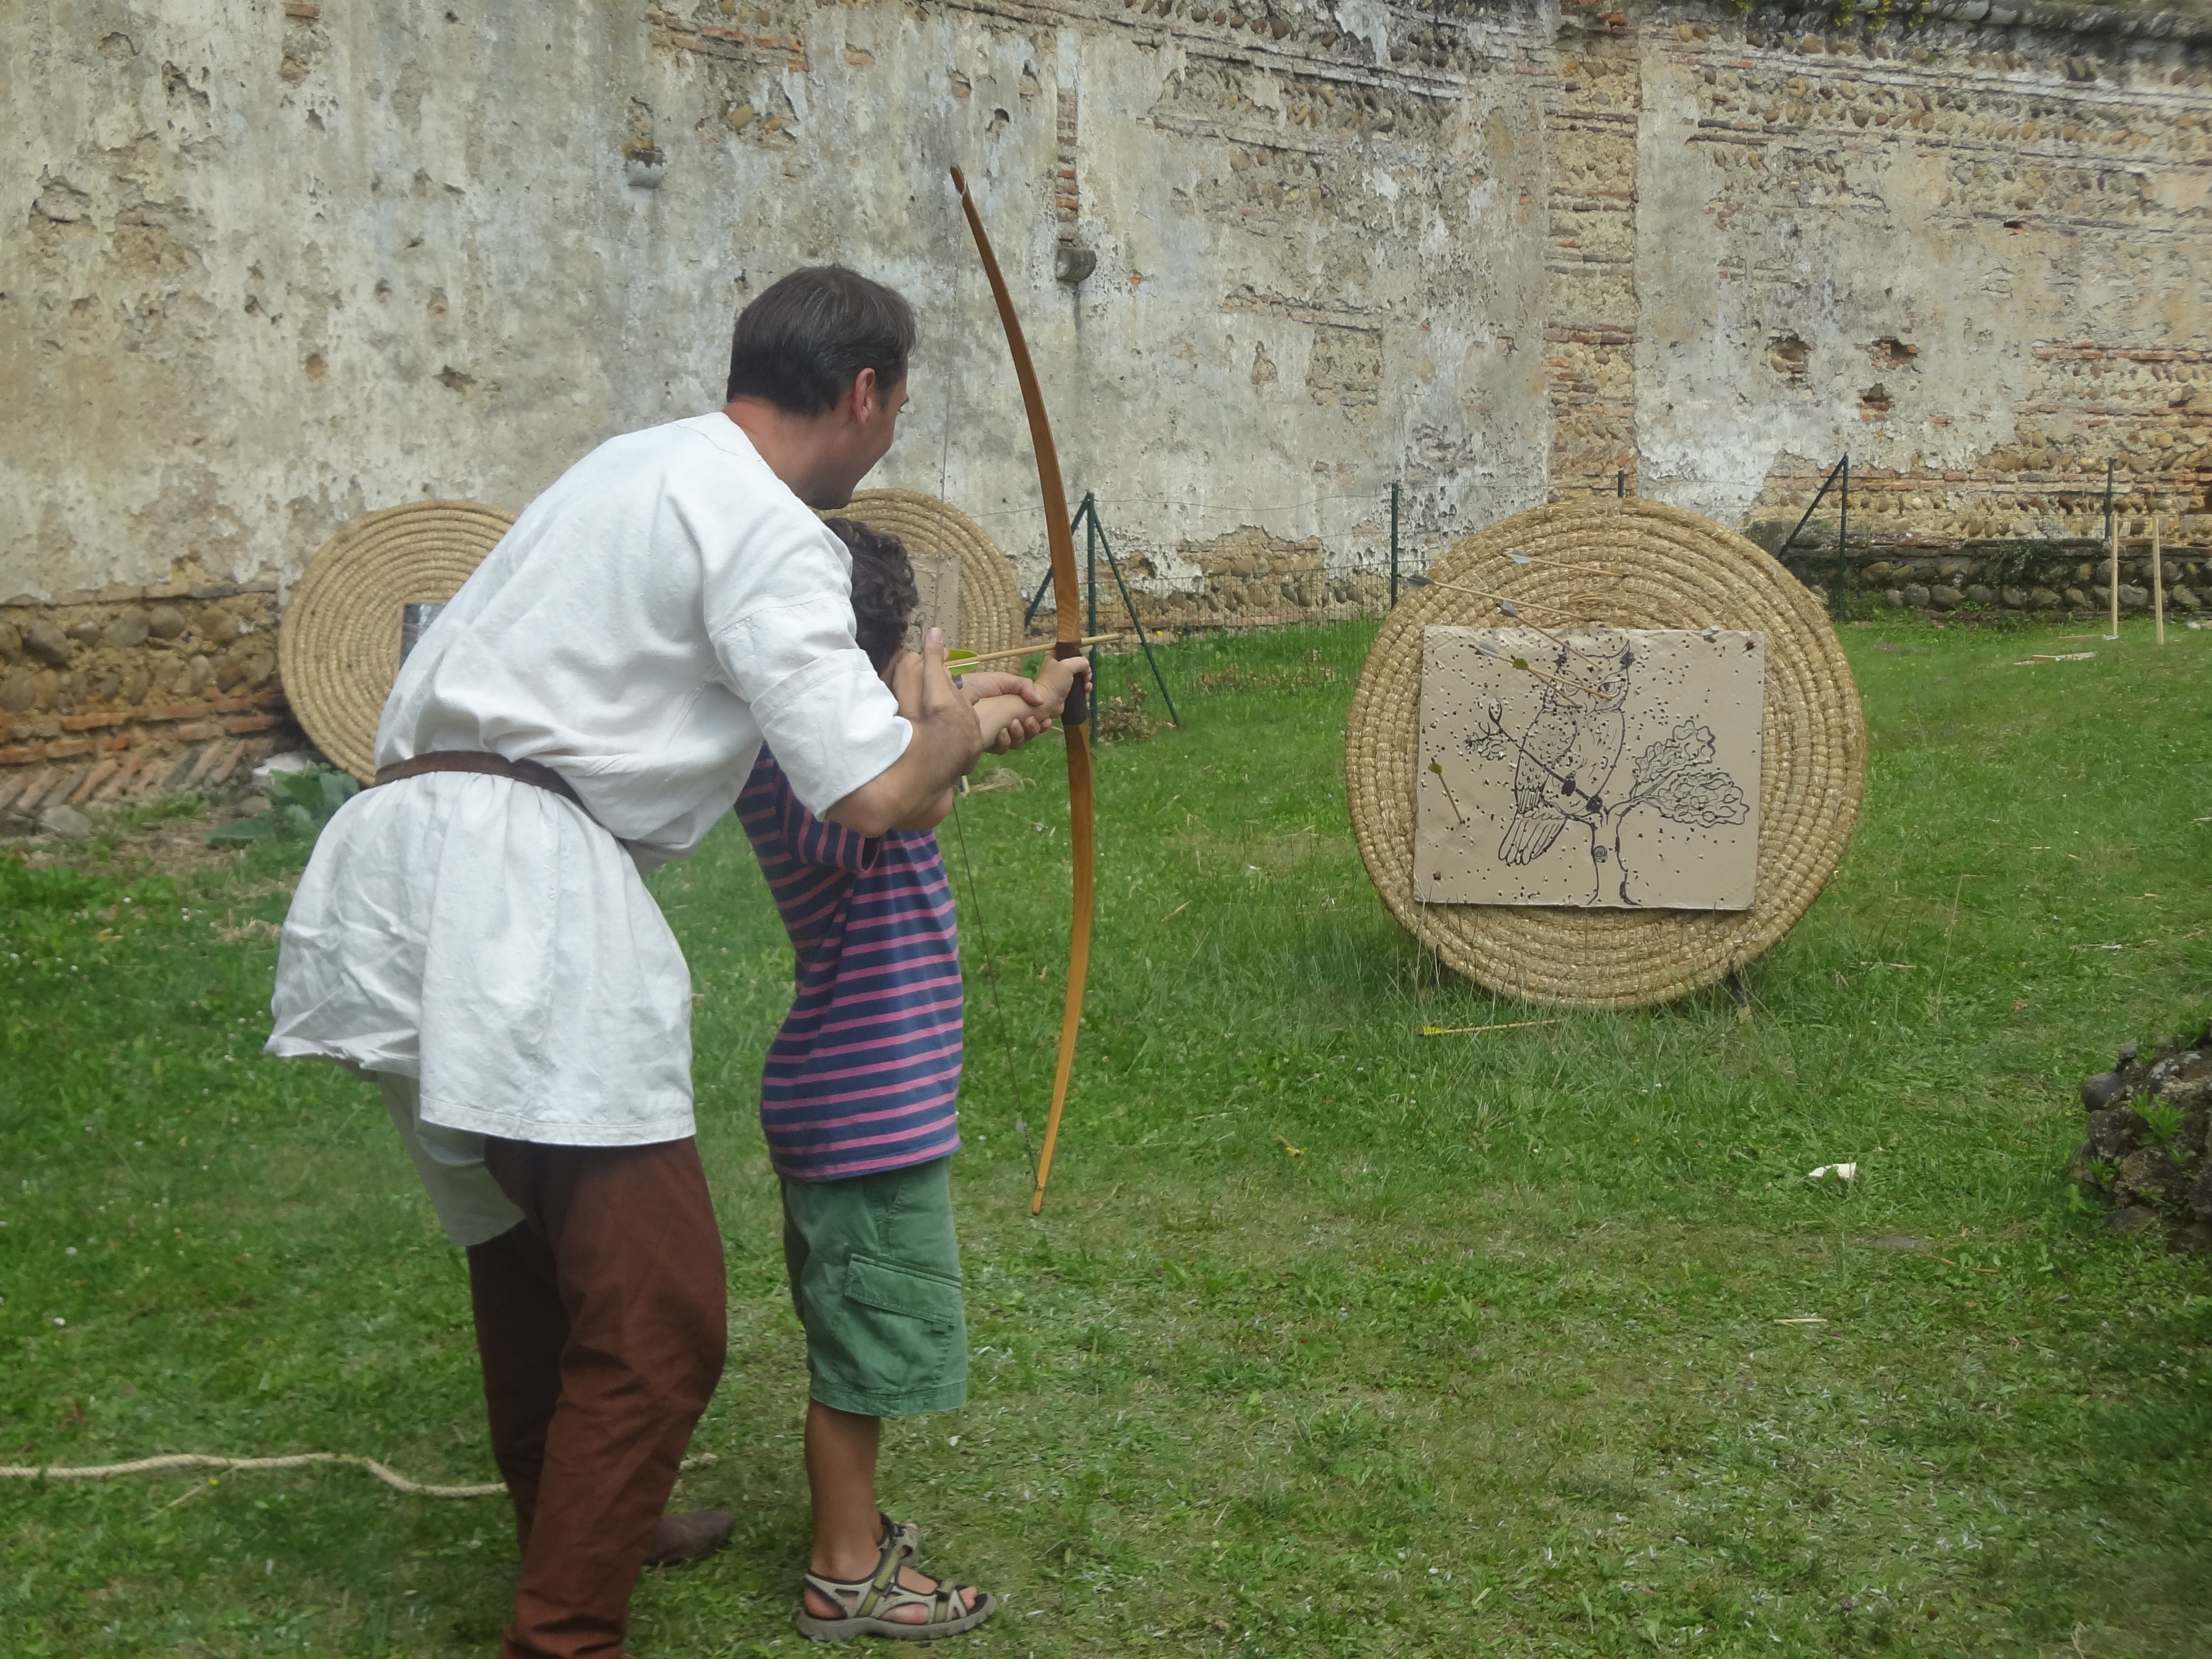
left=735, top=748, right=963, bottom=1180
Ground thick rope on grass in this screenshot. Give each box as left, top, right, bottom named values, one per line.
left=826, top=489, right=1023, bottom=657
left=279, top=500, right=516, bottom=783
left=1344, top=497, right=1865, bottom=1010
left=0, top=1450, right=718, bottom=1501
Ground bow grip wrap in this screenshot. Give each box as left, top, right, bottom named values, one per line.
left=1055, top=640, right=1090, bottom=727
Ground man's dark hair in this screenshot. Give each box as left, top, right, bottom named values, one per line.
left=726, top=266, right=915, bottom=415
left=822, top=518, right=919, bottom=675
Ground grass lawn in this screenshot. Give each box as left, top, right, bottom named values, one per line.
left=3, top=615, right=2209, bottom=1658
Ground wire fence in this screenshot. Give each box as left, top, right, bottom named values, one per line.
left=1032, top=454, right=2209, bottom=734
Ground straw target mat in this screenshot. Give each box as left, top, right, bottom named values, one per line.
left=1344, top=497, right=1864, bottom=1010
left=826, top=489, right=1023, bottom=657
left=279, top=500, right=515, bottom=783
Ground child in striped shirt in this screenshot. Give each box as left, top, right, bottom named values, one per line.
left=737, top=516, right=1084, bottom=1643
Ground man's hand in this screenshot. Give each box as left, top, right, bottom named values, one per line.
left=826, top=630, right=985, bottom=836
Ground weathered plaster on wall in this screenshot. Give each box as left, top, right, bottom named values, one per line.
left=4, top=0, right=1557, bottom=614
left=5, top=0, right=2208, bottom=646
left=1632, top=8, right=2211, bottom=541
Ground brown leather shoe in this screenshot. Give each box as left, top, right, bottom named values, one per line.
left=644, top=1508, right=735, bottom=1567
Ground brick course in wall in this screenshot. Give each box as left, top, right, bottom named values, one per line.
left=1545, top=2, right=1643, bottom=499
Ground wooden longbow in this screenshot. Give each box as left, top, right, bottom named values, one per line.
left=950, top=164, right=1094, bottom=1216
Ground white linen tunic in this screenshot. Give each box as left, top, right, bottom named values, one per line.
left=266, top=413, right=911, bottom=1157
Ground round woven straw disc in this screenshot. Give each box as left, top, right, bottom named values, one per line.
left=1345, top=497, right=1865, bottom=1010
left=824, top=489, right=1023, bottom=657
left=279, top=500, right=515, bottom=782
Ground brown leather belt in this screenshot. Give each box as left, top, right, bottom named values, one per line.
left=373, top=752, right=621, bottom=842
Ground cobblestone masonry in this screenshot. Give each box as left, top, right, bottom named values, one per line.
left=0, top=577, right=301, bottom=814
left=4, top=0, right=2208, bottom=781
left=1768, top=532, right=2212, bottom=614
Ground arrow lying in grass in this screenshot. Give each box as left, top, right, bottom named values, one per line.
left=1419, top=1018, right=1565, bottom=1037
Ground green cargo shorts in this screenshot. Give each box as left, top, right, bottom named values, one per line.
left=781, top=1157, right=968, bottom=1417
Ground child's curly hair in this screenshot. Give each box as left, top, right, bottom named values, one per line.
left=821, top=517, right=919, bottom=675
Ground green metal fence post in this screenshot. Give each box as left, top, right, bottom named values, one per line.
left=1087, top=501, right=1181, bottom=728
left=1831, top=454, right=1850, bottom=619
left=1023, top=563, right=1053, bottom=631
left=1389, top=482, right=1400, bottom=607
left=1027, top=496, right=1090, bottom=631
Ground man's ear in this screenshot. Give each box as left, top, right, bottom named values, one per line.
left=846, top=365, right=880, bottom=424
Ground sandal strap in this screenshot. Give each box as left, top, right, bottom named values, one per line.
left=878, top=1511, right=921, bottom=1560
left=803, top=1527, right=910, bottom=1619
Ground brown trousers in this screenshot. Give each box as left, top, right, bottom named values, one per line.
left=467, top=1136, right=726, bottom=1659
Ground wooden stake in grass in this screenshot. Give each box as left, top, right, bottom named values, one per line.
left=2108, top=509, right=2121, bottom=640
left=2152, top=514, right=2165, bottom=646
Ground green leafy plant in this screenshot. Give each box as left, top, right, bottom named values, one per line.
left=205, top=763, right=358, bottom=844
left=2140, top=1100, right=2184, bottom=1149
left=109, top=793, right=205, bottom=832
left=0, top=852, right=117, bottom=911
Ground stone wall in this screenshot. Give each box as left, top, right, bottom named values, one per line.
left=1635, top=6, right=2212, bottom=547
left=2069, top=1027, right=2212, bottom=1248
left=1766, top=532, right=2212, bottom=615
left=4, top=0, right=2208, bottom=773
left=0, top=577, right=297, bottom=825
left=0, top=584, right=279, bottom=719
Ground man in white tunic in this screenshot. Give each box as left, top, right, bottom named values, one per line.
left=267, top=267, right=1065, bottom=1659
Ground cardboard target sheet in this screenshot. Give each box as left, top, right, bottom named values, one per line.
left=1416, top=625, right=1765, bottom=910
left=905, top=549, right=965, bottom=653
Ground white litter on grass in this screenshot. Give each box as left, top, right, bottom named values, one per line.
left=252, top=751, right=318, bottom=784
left=1807, top=1163, right=1858, bottom=1182
left=2013, top=653, right=2096, bottom=665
